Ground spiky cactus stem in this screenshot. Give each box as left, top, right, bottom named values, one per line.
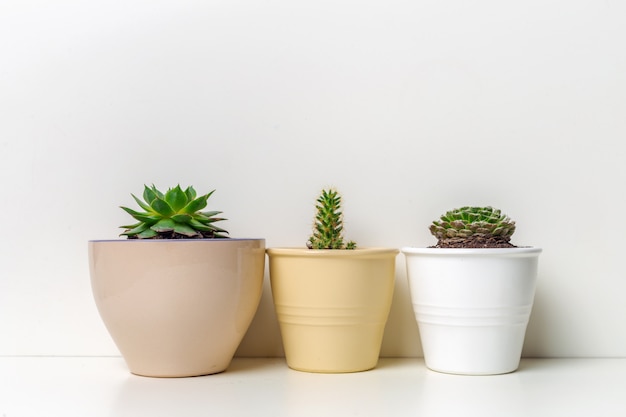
left=307, top=189, right=356, bottom=250
left=429, top=206, right=517, bottom=248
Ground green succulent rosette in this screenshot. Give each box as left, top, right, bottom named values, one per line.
left=120, top=185, right=228, bottom=239
left=429, top=206, right=516, bottom=248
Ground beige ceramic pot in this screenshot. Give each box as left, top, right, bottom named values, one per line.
left=266, top=247, right=398, bottom=373
left=89, top=238, right=265, bottom=377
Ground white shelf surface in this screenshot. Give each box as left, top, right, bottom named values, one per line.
left=1, top=357, right=625, bottom=417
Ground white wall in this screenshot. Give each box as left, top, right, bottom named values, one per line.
left=1, top=0, right=625, bottom=358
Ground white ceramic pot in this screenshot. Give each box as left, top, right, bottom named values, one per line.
left=266, top=247, right=398, bottom=373
left=402, top=247, right=541, bottom=375
left=89, top=238, right=265, bottom=377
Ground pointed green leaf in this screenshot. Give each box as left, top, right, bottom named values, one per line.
left=131, top=194, right=153, bottom=212
left=173, top=223, right=199, bottom=237
left=198, top=210, right=222, bottom=218
left=143, top=185, right=158, bottom=204
left=150, top=197, right=174, bottom=217
left=212, top=225, right=228, bottom=234
left=188, top=219, right=213, bottom=232
left=150, top=184, right=165, bottom=200
left=120, top=206, right=143, bottom=217
left=151, top=218, right=176, bottom=232
left=184, top=186, right=197, bottom=202
left=119, top=222, right=142, bottom=229
left=165, top=185, right=188, bottom=212
left=137, top=229, right=158, bottom=238
left=171, top=213, right=192, bottom=224
left=181, top=195, right=209, bottom=214
left=136, top=215, right=160, bottom=225
left=121, top=223, right=150, bottom=236
left=194, top=215, right=226, bottom=225
left=190, top=219, right=228, bottom=233
left=120, top=206, right=160, bottom=225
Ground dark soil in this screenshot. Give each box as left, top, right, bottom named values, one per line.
left=431, top=235, right=517, bottom=249
left=127, top=231, right=228, bottom=239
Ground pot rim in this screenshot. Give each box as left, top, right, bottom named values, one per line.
left=89, top=238, right=265, bottom=243
left=401, top=246, right=541, bottom=256
left=266, top=247, right=399, bottom=257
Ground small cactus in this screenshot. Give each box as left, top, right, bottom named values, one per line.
left=307, top=189, right=356, bottom=250
left=429, top=206, right=516, bottom=248
left=120, top=185, right=228, bottom=239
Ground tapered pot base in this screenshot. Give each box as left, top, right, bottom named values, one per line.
left=267, top=247, right=398, bottom=373
left=402, top=247, right=541, bottom=376
left=89, top=239, right=265, bottom=377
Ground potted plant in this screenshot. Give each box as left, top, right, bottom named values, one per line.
left=402, top=206, right=542, bottom=375
left=88, top=185, right=265, bottom=377
left=266, top=189, right=398, bottom=373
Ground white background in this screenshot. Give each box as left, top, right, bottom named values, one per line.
left=1, top=0, right=624, bottom=358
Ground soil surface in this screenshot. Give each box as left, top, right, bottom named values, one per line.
left=128, top=231, right=227, bottom=239
left=431, top=235, right=517, bottom=249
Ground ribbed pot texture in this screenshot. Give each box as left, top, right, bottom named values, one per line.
left=402, top=247, right=541, bottom=375
left=267, top=247, right=398, bottom=373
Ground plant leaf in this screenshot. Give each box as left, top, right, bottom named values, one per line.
left=171, top=213, right=192, bottom=224
left=173, top=223, right=199, bottom=237
left=184, top=186, right=197, bottom=202
left=120, top=206, right=160, bottom=225
left=182, top=195, right=209, bottom=213
left=151, top=218, right=176, bottom=232
left=143, top=185, right=157, bottom=204
left=190, top=219, right=228, bottom=233
left=195, top=216, right=226, bottom=225
left=150, top=184, right=165, bottom=200
left=120, top=223, right=150, bottom=236
left=188, top=219, right=213, bottom=232
left=165, top=185, right=188, bottom=212
left=150, top=197, right=174, bottom=217
left=137, top=229, right=158, bottom=238
left=119, top=222, right=141, bottom=229
left=131, top=194, right=153, bottom=212
left=198, top=210, right=222, bottom=218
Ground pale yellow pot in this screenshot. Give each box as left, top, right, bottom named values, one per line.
left=89, top=239, right=265, bottom=377
left=266, top=247, right=398, bottom=373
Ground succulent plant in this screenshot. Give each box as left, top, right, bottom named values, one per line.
left=119, top=185, right=228, bottom=239
left=429, top=206, right=516, bottom=248
left=307, top=189, right=356, bottom=250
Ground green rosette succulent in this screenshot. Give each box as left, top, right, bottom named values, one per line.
left=429, top=206, right=516, bottom=248
left=120, top=185, right=228, bottom=239
left=307, top=189, right=356, bottom=250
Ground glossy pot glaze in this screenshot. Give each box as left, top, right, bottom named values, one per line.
left=402, top=247, right=541, bottom=375
left=267, top=247, right=398, bottom=373
left=89, top=239, right=265, bottom=377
